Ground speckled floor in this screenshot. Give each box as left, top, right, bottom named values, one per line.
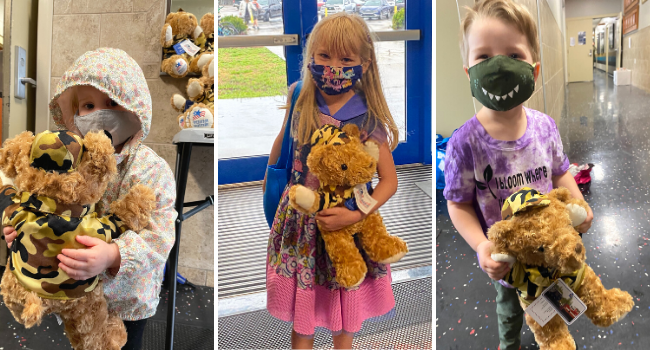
left=436, top=69, right=650, bottom=349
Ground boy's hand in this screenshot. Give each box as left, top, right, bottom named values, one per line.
left=576, top=205, right=593, bottom=233
left=477, top=240, right=511, bottom=280
left=58, top=236, right=119, bottom=281
left=3, top=226, right=16, bottom=249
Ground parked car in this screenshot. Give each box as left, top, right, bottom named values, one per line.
left=257, top=0, right=282, bottom=21
left=320, top=0, right=356, bottom=16
left=353, top=0, right=366, bottom=12
left=359, top=0, right=393, bottom=20
left=318, top=0, right=326, bottom=12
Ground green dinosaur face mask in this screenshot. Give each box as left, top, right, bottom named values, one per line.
left=468, top=55, right=536, bottom=111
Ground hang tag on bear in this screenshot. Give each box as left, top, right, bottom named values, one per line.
left=354, top=184, right=377, bottom=214
left=541, top=279, right=587, bottom=325
left=173, top=42, right=186, bottom=55
left=179, top=39, right=201, bottom=57
left=526, top=279, right=587, bottom=326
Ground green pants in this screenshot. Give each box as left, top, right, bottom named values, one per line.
left=494, top=282, right=524, bottom=350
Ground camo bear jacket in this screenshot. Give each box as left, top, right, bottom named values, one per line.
left=503, top=261, right=587, bottom=306
left=0, top=185, right=127, bottom=299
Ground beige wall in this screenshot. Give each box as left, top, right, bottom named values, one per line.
left=50, top=0, right=214, bottom=287
left=437, top=0, right=565, bottom=137
left=566, top=0, right=622, bottom=18
left=621, top=0, right=650, bottom=93
left=622, top=25, right=650, bottom=92
left=435, top=0, right=475, bottom=137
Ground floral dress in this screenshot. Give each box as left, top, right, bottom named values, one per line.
left=266, top=90, right=396, bottom=337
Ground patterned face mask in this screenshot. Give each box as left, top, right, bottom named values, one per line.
left=468, top=55, right=536, bottom=111
left=309, top=59, right=363, bottom=95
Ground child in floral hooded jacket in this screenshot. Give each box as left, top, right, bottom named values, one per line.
left=3, top=48, right=177, bottom=350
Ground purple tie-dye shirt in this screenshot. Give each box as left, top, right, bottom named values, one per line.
left=443, top=107, right=570, bottom=235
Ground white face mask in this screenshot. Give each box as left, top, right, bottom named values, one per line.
left=74, top=109, right=141, bottom=147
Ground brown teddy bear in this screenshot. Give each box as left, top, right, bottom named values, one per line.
left=288, top=124, right=408, bottom=288
left=160, top=8, right=204, bottom=78
left=172, top=57, right=214, bottom=129
left=189, top=13, right=214, bottom=74
left=0, top=130, right=156, bottom=350
left=488, top=187, right=634, bottom=350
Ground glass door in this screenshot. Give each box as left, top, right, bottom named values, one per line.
left=218, top=0, right=431, bottom=185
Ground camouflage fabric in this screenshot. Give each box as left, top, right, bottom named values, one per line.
left=30, top=130, right=84, bottom=173
left=0, top=185, right=128, bottom=299
left=192, top=84, right=214, bottom=110
left=501, top=187, right=551, bottom=220
left=503, top=261, right=586, bottom=306
left=310, top=124, right=350, bottom=146
left=308, top=125, right=357, bottom=211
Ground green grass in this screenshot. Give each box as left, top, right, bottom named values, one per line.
left=218, top=47, right=288, bottom=99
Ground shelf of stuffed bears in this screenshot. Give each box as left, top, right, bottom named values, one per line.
left=161, top=8, right=215, bottom=131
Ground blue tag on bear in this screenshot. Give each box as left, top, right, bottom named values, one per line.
left=173, top=42, right=186, bottom=55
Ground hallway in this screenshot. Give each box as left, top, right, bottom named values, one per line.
left=436, top=69, right=650, bottom=349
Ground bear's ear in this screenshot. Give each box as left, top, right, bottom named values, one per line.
left=548, top=187, right=573, bottom=203
left=487, top=219, right=515, bottom=254
left=341, top=124, right=361, bottom=138
left=363, top=140, right=380, bottom=161
left=0, top=131, right=35, bottom=179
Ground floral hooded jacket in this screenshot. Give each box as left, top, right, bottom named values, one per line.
left=48, top=48, right=177, bottom=320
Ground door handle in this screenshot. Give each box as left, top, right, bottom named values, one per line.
left=20, top=78, right=37, bottom=86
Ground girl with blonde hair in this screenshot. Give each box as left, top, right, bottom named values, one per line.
left=263, top=12, right=399, bottom=349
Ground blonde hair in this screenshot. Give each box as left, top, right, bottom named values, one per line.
left=459, top=0, right=540, bottom=67
left=289, top=13, right=399, bottom=151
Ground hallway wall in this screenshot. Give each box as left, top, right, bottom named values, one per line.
left=565, top=0, right=621, bottom=18
left=436, top=0, right=565, bottom=137
left=47, top=0, right=214, bottom=287
left=622, top=0, right=650, bottom=93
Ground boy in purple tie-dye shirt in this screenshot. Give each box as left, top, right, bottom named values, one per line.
left=443, top=1, right=593, bottom=350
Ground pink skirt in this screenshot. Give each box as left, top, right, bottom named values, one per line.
left=266, top=186, right=396, bottom=336
left=266, top=263, right=396, bottom=336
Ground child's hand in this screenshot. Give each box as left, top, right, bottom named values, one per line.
left=3, top=226, right=16, bottom=249
left=58, top=236, right=120, bottom=281
left=477, top=240, right=511, bottom=281
left=576, top=205, right=593, bottom=233
left=316, top=207, right=365, bottom=231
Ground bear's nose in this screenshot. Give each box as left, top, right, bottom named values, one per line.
left=575, top=243, right=583, bottom=254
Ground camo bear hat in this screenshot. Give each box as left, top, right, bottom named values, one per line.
left=29, top=130, right=84, bottom=173
left=501, top=187, right=551, bottom=221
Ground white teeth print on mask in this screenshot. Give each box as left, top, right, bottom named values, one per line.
left=482, top=85, right=520, bottom=101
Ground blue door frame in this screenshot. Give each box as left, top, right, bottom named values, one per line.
left=218, top=0, right=431, bottom=185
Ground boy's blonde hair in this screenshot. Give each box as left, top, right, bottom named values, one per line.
left=459, top=0, right=540, bottom=67
left=290, top=13, right=399, bottom=151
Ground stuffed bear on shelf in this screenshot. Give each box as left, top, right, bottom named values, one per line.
left=171, top=57, right=214, bottom=129
left=160, top=8, right=205, bottom=78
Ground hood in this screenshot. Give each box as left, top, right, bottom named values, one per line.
left=49, top=48, right=152, bottom=165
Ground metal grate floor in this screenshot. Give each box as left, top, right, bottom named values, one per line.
left=218, top=165, right=433, bottom=298
left=217, top=277, right=432, bottom=349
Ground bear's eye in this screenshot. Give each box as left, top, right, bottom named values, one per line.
left=538, top=246, right=544, bottom=253
left=341, top=164, right=348, bottom=170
